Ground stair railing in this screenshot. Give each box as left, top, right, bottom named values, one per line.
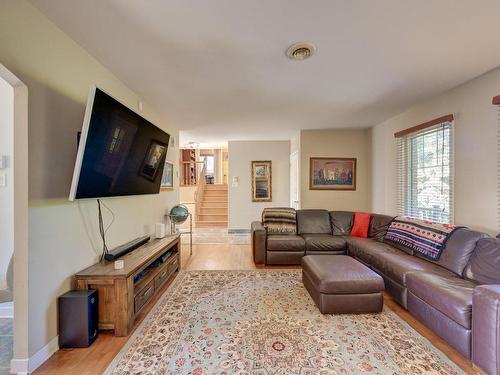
left=194, top=161, right=207, bottom=223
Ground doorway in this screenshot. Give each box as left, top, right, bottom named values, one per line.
left=290, top=151, right=300, bottom=209
left=0, top=65, right=29, bottom=374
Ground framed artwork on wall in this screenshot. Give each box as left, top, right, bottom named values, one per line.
left=252, top=160, right=272, bottom=202
left=160, top=160, right=174, bottom=191
left=309, top=157, right=356, bottom=190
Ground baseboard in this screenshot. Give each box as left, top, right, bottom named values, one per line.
left=11, top=335, right=59, bottom=374
left=228, top=229, right=250, bottom=234
left=0, top=302, right=13, bottom=318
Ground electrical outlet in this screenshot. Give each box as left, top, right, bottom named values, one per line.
left=0, top=173, right=6, bottom=187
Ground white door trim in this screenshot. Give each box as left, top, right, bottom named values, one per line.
left=0, top=65, right=29, bottom=374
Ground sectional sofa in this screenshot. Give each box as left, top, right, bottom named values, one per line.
left=251, top=209, right=500, bottom=375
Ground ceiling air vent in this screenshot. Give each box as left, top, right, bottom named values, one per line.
left=286, top=42, right=316, bottom=61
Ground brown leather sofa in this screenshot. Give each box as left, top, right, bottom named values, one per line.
left=251, top=209, right=500, bottom=375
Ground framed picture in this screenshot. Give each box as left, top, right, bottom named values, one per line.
left=252, top=161, right=272, bottom=202
left=161, top=161, right=174, bottom=190
left=309, top=157, right=357, bottom=190
left=139, top=140, right=168, bottom=181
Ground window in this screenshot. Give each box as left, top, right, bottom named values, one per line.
left=395, top=115, right=454, bottom=223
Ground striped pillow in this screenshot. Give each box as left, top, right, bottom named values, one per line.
left=262, top=208, right=297, bottom=235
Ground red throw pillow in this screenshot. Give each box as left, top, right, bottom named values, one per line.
left=351, top=212, right=371, bottom=238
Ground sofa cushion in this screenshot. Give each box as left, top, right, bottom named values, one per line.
left=368, top=214, right=395, bottom=242
left=346, top=236, right=447, bottom=290
left=330, top=211, right=354, bottom=235
left=417, top=228, right=487, bottom=276
left=267, top=235, right=305, bottom=251
left=346, top=237, right=400, bottom=265
left=302, top=255, right=384, bottom=294
left=297, top=209, right=331, bottom=234
left=302, top=234, right=346, bottom=253
left=351, top=212, right=371, bottom=238
left=463, top=237, right=500, bottom=284
left=406, top=272, right=476, bottom=329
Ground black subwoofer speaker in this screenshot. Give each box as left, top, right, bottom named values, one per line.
left=58, top=290, right=98, bottom=348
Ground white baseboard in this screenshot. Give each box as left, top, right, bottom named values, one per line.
left=10, top=335, right=59, bottom=374
left=0, top=302, right=13, bottom=318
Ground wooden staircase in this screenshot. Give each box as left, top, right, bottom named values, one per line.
left=196, top=184, right=228, bottom=227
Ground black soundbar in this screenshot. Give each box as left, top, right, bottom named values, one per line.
left=104, top=235, right=151, bottom=261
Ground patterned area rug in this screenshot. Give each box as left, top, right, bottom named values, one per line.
left=105, top=270, right=464, bottom=375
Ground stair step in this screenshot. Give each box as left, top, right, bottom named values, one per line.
left=200, top=208, right=227, bottom=215
left=205, top=184, right=228, bottom=190
left=201, top=201, right=228, bottom=207
left=202, top=198, right=228, bottom=203
left=204, top=191, right=227, bottom=196
left=198, top=214, right=228, bottom=221
left=196, top=222, right=227, bottom=228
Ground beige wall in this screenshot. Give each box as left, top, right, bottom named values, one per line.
left=300, top=129, right=372, bottom=211
left=0, top=1, right=179, bottom=358
left=228, top=140, right=290, bottom=230
left=372, top=66, right=500, bottom=234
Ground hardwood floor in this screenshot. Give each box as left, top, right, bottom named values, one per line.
left=34, top=241, right=476, bottom=374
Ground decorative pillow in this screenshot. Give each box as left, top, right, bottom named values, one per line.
left=351, top=212, right=371, bottom=238
left=262, top=207, right=297, bottom=235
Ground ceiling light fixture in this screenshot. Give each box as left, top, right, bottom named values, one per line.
left=286, top=42, right=316, bottom=61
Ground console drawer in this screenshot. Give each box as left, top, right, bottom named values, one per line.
left=154, top=264, right=171, bottom=290
left=134, top=280, right=154, bottom=313
left=168, top=255, right=178, bottom=274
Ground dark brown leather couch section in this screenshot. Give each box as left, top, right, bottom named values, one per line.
left=464, top=237, right=500, bottom=284
left=266, top=250, right=304, bottom=265
left=296, top=209, right=332, bottom=234
left=408, top=291, right=472, bottom=358
left=302, top=234, right=346, bottom=254
left=251, top=221, right=266, bottom=264
left=472, top=285, right=500, bottom=375
left=267, top=235, right=305, bottom=251
left=368, top=214, right=395, bottom=242
left=418, top=228, right=487, bottom=275
left=406, top=272, right=476, bottom=329
left=329, top=211, right=354, bottom=235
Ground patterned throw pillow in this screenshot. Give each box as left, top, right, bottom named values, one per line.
left=262, top=208, right=297, bottom=235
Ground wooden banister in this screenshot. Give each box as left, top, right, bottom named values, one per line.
left=194, top=162, right=207, bottom=223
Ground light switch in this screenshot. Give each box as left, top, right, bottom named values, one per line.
left=0, top=173, right=6, bottom=187
left=0, top=155, right=8, bottom=169
left=232, top=176, right=239, bottom=187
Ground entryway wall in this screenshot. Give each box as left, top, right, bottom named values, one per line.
left=0, top=64, right=29, bottom=373
left=0, top=76, right=14, bottom=292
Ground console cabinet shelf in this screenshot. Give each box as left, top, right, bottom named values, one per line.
left=74, top=235, right=180, bottom=336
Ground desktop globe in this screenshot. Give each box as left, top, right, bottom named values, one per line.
left=169, top=204, right=189, bottom=225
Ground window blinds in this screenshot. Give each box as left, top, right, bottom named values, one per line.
left=396, top=119, right=454, bottom=224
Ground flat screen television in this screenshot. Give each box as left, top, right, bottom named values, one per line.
left=69, top=86, right=170, bottom=200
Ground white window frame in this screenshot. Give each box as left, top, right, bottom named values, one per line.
left=396, top=117, right=454, bottom=224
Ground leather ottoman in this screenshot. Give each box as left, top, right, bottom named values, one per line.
left=302, top=255, right=385, bottom=314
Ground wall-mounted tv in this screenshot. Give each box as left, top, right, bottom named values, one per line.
left=69, top=86, right=170, bottom=200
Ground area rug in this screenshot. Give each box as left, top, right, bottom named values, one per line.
left=104, top=270, right=465, bottom=375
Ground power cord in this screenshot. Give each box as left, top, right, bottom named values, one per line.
left=97, top=199, right=115, bottom=262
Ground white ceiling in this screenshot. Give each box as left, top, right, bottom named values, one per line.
left=30, top=0, right=500, bottom=146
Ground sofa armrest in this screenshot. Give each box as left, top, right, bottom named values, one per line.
left=473, top=285, right=500, bottom=375
left=251, top=221, right=267, bottom=265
